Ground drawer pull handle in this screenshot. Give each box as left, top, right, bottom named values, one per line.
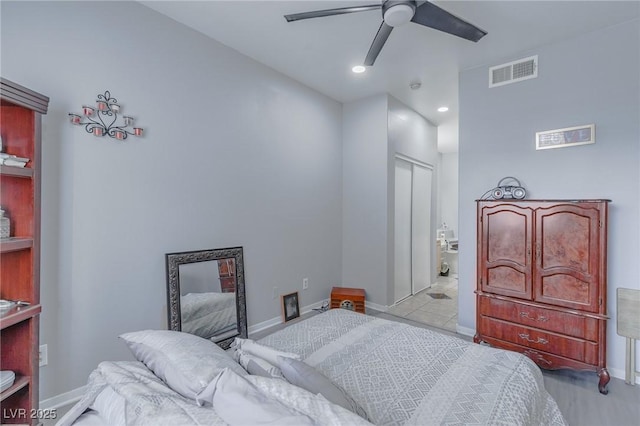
left=519, top=333, right=548, bottom=345
left=519, top=312, right=549, bottom=322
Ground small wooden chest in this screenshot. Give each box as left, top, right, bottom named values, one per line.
left=330, top=287, right=365, bottom=314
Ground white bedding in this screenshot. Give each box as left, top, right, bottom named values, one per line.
left=57, top=361, right=373, bottom=426
left=258, top=309, right=568, bottom=426
left=180, top=292, right=236, bottom=339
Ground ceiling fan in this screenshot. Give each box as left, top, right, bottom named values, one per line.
left=284, top=0, right=487, bottom=66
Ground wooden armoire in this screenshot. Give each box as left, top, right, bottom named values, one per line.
left=474, top=199, right=610, bottom=394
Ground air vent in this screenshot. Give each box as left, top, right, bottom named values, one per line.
left=489, top=55, right=538, bottom=88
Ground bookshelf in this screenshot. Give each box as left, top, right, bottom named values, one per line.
left=0, top=78, right=48, bottom=424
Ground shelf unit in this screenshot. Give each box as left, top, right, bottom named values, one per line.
left=0, top=78, right=49, bottom=424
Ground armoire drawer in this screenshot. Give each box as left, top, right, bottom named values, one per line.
left=480, top=336, right=602, bottom=371
left=478, top=296, right=599, bottom=341
left=478, top=316, right=599, bottom=364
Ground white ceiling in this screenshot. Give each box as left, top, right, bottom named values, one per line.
left=141, top=0, right=639, bottom=152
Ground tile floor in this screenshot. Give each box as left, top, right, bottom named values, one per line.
left=387, top=275, right=458, bottom=332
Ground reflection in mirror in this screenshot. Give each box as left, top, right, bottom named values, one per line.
left=166, top=247, right=247, bottom=349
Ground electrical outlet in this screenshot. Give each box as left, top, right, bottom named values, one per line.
left=272, top=287, right=278, bottom=299
left=39, top=344, right=48, bottom=367
left=302, top=278, right=309, bottom=290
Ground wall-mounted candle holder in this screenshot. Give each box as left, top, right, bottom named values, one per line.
left=69, top=91, right=144, bottom=140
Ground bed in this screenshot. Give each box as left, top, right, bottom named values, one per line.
left=57, top=309, right=566, bottom=426
left=259, top=309, right=566, bottom=425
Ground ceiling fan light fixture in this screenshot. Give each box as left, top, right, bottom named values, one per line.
left=383, top=4, right=415, bottom=27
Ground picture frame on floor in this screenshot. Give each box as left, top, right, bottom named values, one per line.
left=281, top=291, right=300, bottom=322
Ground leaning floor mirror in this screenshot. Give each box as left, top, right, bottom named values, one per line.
left=166, top=246, right=247, bottom=349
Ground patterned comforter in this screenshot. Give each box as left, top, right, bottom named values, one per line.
left=258, top=309, right=567, bottom=426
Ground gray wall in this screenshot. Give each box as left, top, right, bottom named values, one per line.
left=458, top=19, right=639, bottom=376
left=342, top=95, right=438, bottom=307
left=2, top=1, right=343, bottom=399
left=342, top=95, right=389, bottom=305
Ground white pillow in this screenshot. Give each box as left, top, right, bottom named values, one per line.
left=277, top=356, right=370, bottom=421
left=247, top=374, right=373, bottom=425
left=119, top=330, right=247, bottom=402
left=233, top=338, right=300, bottom=366
left=235, top=349, right=286, bottom=380
left=204, top=368, right=315, bottom=425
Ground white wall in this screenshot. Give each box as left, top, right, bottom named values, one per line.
left=1, top=1, right=343, bottom=399
left=458, top=19, right=639, bottom=378
left=437, top=152, right=458, bottom=237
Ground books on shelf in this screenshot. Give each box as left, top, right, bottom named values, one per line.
left=0, top=153, right=29, bottom=168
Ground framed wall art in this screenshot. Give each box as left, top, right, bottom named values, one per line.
left=281, top=291, right=300, bottom=322
left=536, top=124, right=595, bottom=150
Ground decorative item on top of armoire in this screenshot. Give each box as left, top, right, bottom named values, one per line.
left=68, top=90, right=143, bottom=140
left=479, top=176, right=527, bottom=200
left=0, top=77, right=49, bottom=425
left=474, top=199, right=611, bottom=394
left=330, top=287, right=365, bottom=313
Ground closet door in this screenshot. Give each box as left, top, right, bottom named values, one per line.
left=411, top=164, right=432, bottom=294
left=394, top=159, right=413, bottom=303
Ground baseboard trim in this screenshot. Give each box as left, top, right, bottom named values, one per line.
left=365, top=300, right=388, bottom=313
left=40, top=385, right=85, bottom=410
left=456, top=324, right=475, bottom=337
left=248, top=299, right=329, bottom=336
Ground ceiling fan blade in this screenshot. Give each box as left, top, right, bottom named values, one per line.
left=364, top=22, right=393, bottom=66
left=285, top=4, right=381, bottom=22
left=411, top=1, right=487, bottom=42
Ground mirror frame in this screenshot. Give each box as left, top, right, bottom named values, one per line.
left=166, top=246, right=247, bottom=349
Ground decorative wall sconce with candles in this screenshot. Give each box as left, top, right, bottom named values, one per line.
left=68, top=90, right=143, bottom=140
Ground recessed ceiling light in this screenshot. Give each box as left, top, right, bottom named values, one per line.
left=352, top=65, right=366, bottom=74
left=437, top=106, right=449, bottom=112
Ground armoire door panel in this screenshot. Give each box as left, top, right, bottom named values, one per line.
left=480, top=204, right=533, bottom=299
left=540, top=274, right=592, bottom=306
left=487, top=266, right=527, bottom=293
left=539, top=211, right=592, bottom=272
left=535, top=204, right=601, bottom=312
left=487, top=210, right=529, bottom=264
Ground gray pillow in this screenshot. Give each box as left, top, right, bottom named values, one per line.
left=119, top=330, right=247, bottom=402
left=277, top=356, right=369, bottom=421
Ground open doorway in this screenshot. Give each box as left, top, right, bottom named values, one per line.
left=388, top=152, right=458, bottom=332
left=393, top=156, right=433, bottom=304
